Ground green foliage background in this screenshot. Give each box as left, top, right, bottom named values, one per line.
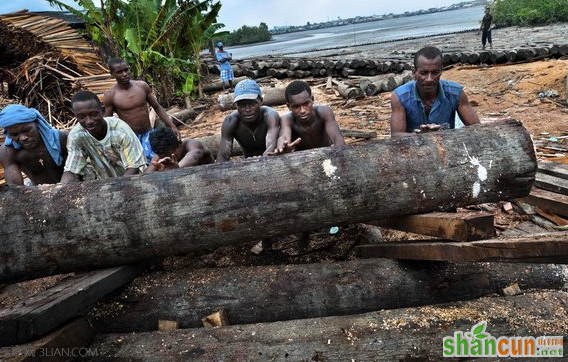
left=223, top=22, right=272, bottom=46
left=492, top=0, right=568, bottom=26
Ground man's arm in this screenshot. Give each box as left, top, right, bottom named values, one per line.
left=102, top=89, right=115, bottom=117
left=143, top=82, right=181, bottom=140
left=457, top=91, right=481, bottom=126
left=262, top=108, right=280, bottom=156
left=217, top=115, right=236, bottom=162
left=60, top=171, right=80, bottom=184
left=273, top=113, right=295, bottom=155
left=390, top=92, right=415, bottom=137
left=144, top=155, right=160, bottom=173
left=179, top=140, right=205, bottom=167
left=124, top=168, right=140, bottom=176
left=0, top=146, right=24, bottom=185
left=319, top=106, right=345, bottom=146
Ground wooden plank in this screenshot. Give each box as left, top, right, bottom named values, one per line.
left=80, top=291, right=568, bottom=362
left=519, top=188, right=568, bottom=218
left=535, top=172, right=568, bottom=195
left=372, top=212, right=495, bottom=241
left=0, top=265, right=142, bottom=347
left=535, top=207, right=568, bottom=226
left=356, top=232, right=568, bottom=263
left=0, top=318, right=95, bottom=362
left=538, top=161, right=568, bottom=180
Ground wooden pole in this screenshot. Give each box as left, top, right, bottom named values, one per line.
left=82, top=291, right=568, bottom=362
left=0, top=120, right=536, bottom=283
left=90, top=259, right=568, bottom=333
left=218, top=86, right=286, bottom=111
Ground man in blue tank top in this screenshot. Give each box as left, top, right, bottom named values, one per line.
left=390, top=46, right=480, bottom=137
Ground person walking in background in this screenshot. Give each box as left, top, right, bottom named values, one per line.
left=216, top=42, right=234, bottom=93
left=480, top=7, right=493, bottom=50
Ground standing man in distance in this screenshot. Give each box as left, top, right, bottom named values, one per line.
left=61, top=91, right=146, bottom=183
left=390, top=46, right=480, bottom=137
left=0, top=104, right=67, bottom=185
left=216, top=42, right=234, bottom=93
left=216, top=79, right=280, bottom=162
left=103, top=57, right=180, bottom=164
left=480, top=7, right=493, bottom=50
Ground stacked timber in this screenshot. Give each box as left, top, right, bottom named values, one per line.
left=0, top=11, right=114, bottom=128
left=203, top=44, right=568, bottom=90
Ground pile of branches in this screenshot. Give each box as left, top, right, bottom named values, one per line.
left=11, top=52, right=81, bottom=129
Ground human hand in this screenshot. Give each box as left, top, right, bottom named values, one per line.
left=171, top=126, right=182, bottom=141
left=268, top=138, right=302, bottom=155
left=156, top=154, right=179, bottom=170
left=414, top=124, right=441, bottom=134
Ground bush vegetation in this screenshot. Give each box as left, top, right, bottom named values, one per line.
left=224, top=23, right=272, bottom=46
left=492, top=0, right=568, bottom=26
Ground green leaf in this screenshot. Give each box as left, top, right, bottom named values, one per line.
left=473, top=322, right=485, bottom=335
left=477, top=334, right=488, bottom=339
left=182, top=73, right=194, bottom=94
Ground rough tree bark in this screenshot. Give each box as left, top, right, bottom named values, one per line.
left=0, top=120, right=536, bottom=283
left=90, top=259, right=568, bottom=333
left=83, top=291, right=568, bottom=362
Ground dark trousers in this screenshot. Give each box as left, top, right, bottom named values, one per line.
left=482, top=29, right=492, bottom=46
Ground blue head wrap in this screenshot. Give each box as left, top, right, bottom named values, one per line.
left=0, top=104, right=64, bottom=166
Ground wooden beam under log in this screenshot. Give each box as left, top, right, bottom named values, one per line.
left=356, top=231, right=568, bottom=263
left=81, top=291, right=568, bottom=362
left=372, top=211, right=495, bottom=241
left=89, top=259, right=568, bottom=333
left=0, top=120, right=536, bottom=283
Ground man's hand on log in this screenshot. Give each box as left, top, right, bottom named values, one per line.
left=268, top=138, right=302, bottom=156
left=152, top=154, right=179, bottom=171
left=414, top=124, right=441, bottom=134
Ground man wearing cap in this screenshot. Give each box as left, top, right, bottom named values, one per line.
left=217, top=79, right=280, bottom=162
left=216, top=42, right=234, bottom=92
left=0, top=104, right=68, bottom=185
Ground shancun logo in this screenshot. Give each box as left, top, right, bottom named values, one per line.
left=443, top=322, right=563, bottom=358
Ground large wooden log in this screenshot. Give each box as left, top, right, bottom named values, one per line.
left=0, top=120, right=536, bottom=283
left=83, top=291, right=568, bottom=362
left=90, top=259, right=568, bottom=333
left=218, top=86, right=286, bottom=111
left=202, top=76, right=247, bottom=93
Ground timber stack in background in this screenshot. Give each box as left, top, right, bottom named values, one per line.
left=202, top=43, right=568, bottom=91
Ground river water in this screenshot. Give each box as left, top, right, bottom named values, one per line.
left=230, top=6, right=485, bottom=59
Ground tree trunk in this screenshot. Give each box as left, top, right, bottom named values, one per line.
left=202, top=76, right=247, bottom=93
left=218, top=86, right=286, bottom=111
left=90, top=259, right=568, bottom=333
left=0, top=120, right=536, bottom=283
left=83, top=291, right=568, bottom=362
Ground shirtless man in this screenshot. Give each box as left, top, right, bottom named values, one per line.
left=0, top=104, right=67, bottom=185
left=103, top=57, right=180, bottom=164
left=273, top=80, right=345, bottom=154
left=145, top=127, right=214, bottom=172
left=217, top=79, right=280, bottom=162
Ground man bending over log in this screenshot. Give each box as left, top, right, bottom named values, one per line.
left=145, top=127, right=214, bottom=172
left=390, top=46, right=480, bottom=137
left=103, top=57, right=180, bottom=164
left=0, top=104, right=67, bottom=185
left=61, top=91, right=146, bottom=183
left=217, top=79, right=280, bottom=162
left=272, top=80, right=345, bottom=154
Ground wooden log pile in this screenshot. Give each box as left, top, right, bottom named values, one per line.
left=203, top=44, right=568, bottom=91
left=0, top=11, right=114, bottom=129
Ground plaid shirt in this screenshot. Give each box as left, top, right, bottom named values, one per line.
left=64, top=117, right=146, bottom=179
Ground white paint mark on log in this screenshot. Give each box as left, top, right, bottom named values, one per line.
left=403, top=182, right=409, bottom=188
left=473, top=182, right=481, bottom=198
left=322, top=159, right=338, bottom=179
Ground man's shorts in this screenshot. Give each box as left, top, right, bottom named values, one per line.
left=137, top=131, right=154, bottom=165
left=220, top=68, right=234, bottom=83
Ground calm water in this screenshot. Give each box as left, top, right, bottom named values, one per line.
left=230, top=6, right=485, bottom=59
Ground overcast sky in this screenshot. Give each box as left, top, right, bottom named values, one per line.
left=2, top=0, right=467, bottom=31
